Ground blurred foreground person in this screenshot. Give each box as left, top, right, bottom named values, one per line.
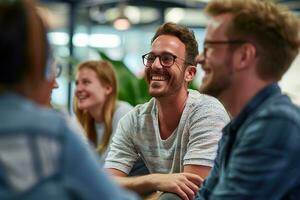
left=195, top=0, right=300, bottom=199
left=0, top=1, right=139, bottom=200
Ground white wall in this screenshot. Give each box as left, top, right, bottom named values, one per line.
left=280, top=53, right=300, bottom=106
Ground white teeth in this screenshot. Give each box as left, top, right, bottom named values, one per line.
left=151, top=75, right=166, bottom=81
left=77, top=95, right=87, bottom=100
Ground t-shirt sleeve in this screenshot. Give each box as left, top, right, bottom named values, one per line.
left=112, top=101, right=133, bottom=134
left=104, top=112, right=139, bottom=174
left=184, top=96, right=230, bottom=167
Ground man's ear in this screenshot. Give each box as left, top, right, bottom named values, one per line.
left=234, top=43, right=257, bottom=71
left=184, top=65, right=197, bottom=82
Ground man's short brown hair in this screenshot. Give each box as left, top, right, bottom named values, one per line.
left=151, top=22, right=199, bottom=66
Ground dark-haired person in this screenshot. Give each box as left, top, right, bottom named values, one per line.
left=104, top=22, right=230, bottom=200
left=195, top=0, right=300, bottom=199
left=0, top=1, right=139, bottom=200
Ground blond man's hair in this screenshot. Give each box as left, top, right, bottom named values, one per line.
left=205, top=0, right=300, bottom=81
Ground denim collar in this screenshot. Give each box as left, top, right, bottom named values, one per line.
left=227, top=83, right=281, bottom=133
left=222, top=83, right=281, bottom=166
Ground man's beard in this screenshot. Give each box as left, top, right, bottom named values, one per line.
left=199, top=59, right=233, bottom=98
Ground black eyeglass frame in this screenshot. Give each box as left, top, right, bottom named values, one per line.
left=142, top=52, right=191, bottom=68
left=203, top=40, right=247, bottom=58
left=55, top=63, right=62, bottom=78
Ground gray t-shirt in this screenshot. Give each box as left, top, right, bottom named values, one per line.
left=96, top=101, right=133, bottom=158
left=105, top=90, right=230, bottom=174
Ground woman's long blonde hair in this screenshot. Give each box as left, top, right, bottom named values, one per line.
left=74, top=60, right=117, bottom=153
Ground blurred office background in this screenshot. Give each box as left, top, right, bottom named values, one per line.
left=38, top=0, right=300, bottom=112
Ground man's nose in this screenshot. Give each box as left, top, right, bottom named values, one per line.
left=195, top=53, right=205, bottom=66
left=151, top=57, right=163, bottom=69
left=75, top=83, right=83, bottom=92
left=53, top=79, right=59, bottom=89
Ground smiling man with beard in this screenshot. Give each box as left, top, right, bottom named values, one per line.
left=104, top=22, right=230, bottom=200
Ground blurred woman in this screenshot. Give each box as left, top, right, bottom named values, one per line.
left=74, top=60, right=132, bottom=157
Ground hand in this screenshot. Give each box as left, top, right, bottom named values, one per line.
left=150, top=173, right=203, bottom=200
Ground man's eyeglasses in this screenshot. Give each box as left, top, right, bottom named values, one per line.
left=142, top=53, right=187, bottom=68
left=203, top=40, right=247, bottom=58
left=55, top=63, right=62, bottom=78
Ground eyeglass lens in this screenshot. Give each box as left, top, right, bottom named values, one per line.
left=56, top=63, right=62, bottom=78
left=203, top=40, right=247, bottom=58
left=143, top=53, right=175, bottom=68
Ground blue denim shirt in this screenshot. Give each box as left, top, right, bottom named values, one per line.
left=196, top=83, right=300, bottom=200
left=0, top=92, right=139, bottom=200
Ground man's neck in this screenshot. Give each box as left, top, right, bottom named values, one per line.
left=156, top=90, right=188, bottom=139
left=220, top=79, right=272, bottom=118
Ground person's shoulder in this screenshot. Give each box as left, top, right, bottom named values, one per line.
left=126, top=98, right=156, bottom=116
left=116, top=100, right=133, bottom=112
left=187, top=89, right=230, bottom=122
left=244, top=95, right=300, bottom=151
left=1, top=93, right=65, bottom=130
left=256, top=93, right=300, bottom=123
left=112, top=101, right=134, bottom=126
left=188, top=89, right=226, bottom=108
left=36, top=108, right=76, bottom=136
left=22, top=101, right=84, bottom=139
left=0, top=94, right=78, bottom=141
left=117, top=100, right=133, bottom=108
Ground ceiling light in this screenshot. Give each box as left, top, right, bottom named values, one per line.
left=113, top=16, right=131, bottom=31
left=166, top=8, right=185, bottom=23
left=112, top=3, right=131, bottom=31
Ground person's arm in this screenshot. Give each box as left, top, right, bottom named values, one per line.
left=194, top=136, right=223, bottom=200
left=111, top=101, right=133, bottom=134
left=184, top=165, right=211, bottom=180
left=108, top=168, right=202, bottom=200
left=205, top=116, right=300, bottom=200
left=183, top=95, right=229, bottom=179
left=104, top=112, right=140, bottom=174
